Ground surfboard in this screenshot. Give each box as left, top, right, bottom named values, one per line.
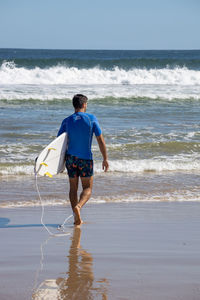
left=35, top=132, right=68, bottom=177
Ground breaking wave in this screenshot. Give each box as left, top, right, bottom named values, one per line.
left=1, top=61, right=200, bottom=85
left=1, top=155, right=200, bottom=176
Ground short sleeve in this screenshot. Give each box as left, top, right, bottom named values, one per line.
left=93, top=116, right=102, bottom=137
left=57, top=118, right=68, bottom=137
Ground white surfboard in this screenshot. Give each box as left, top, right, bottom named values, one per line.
left=35, top=133, right=68, bottom=177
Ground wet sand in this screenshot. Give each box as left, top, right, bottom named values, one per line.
left=1, top=202, right=200, bottom=300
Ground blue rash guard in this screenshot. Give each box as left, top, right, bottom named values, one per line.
left=57, top=112, right=102, bottom=160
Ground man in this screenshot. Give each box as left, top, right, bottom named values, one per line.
left=58, top=94, right=109, bottom=225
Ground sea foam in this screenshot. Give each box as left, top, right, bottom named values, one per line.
left=1, top=156, right=199, bottom=176
left=94, top=157, right=200, bottom=173
left=1, top=61, right=200, bottom=85
left=1, top=190, right=200, bottom=208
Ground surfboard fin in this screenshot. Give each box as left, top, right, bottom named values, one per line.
left=40, top=162, right=48, bottom=167
left=44, top=172, right=53, bottom=178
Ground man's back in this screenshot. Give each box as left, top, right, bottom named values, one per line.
left=58, top=112, right=102, bottom=160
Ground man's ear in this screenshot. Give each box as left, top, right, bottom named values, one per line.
left=83, top=102, right=87, bottom=111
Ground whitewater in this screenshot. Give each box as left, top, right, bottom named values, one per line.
left=1, top=61, right=200, bottom=85
left=1, top=61, right=200, bottom=101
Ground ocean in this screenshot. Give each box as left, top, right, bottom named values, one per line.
left=0, top=49, right=200, bottom=208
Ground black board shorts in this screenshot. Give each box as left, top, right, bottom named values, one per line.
left=66, top=154, right=93, bottom=178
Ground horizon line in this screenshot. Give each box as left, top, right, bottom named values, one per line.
left=0, top=47, right=200, bottom=51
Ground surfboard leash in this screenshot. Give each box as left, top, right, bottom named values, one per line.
left=34, top=166, right=73, bottom=237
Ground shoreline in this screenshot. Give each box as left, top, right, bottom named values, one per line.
left=1, top=202, right=200, bottom=300
left=1, top=171, right=200, bottom=208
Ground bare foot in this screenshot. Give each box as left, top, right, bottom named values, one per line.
left=73, top=205, right=83, bottom=226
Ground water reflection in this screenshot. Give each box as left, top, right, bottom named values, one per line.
left=57, top=226, right=108, bottom=299
left=33, top=227, right=108, bottom=300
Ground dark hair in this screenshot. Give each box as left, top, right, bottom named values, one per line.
left=72, top=94, right=88, bottom=109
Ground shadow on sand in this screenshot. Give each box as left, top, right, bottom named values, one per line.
left=0, top=217, right=59, bottom=229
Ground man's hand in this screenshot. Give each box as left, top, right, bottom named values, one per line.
left=102, top=159, right=109, bottom=172
left=96, top=134, right=109, bottom=173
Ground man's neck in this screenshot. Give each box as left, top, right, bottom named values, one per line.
left=75, top=108, right=85, bottom=113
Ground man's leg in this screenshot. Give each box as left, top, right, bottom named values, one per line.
left=79, top=176, right=93, bottom=208
left=74, top=176, right=93, bottom=225
left=69, top=176, right=79, bottom=211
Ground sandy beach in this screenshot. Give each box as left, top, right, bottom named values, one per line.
left=1, top=202, right=200, bottom=300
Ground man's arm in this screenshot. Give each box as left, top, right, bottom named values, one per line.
left=57, top=119, right=67, bottom=137
left=96, top=134, right=109, bottom=172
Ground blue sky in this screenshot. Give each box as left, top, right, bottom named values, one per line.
left=0, top=0, right=199, bottom=50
